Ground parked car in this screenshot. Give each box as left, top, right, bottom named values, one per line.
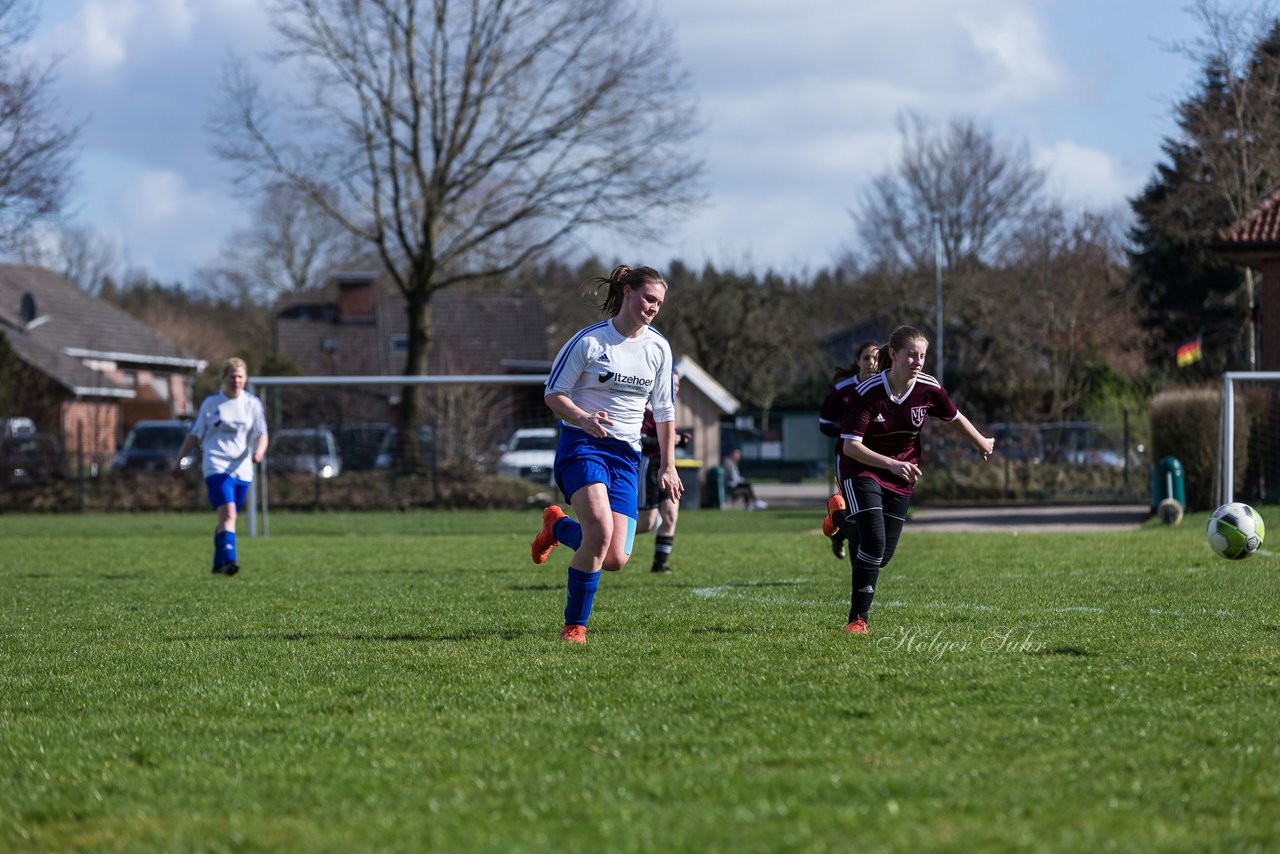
left=0, top=416, right=36, bottom=439
left=1038, top=421, right=1137, bottom=469
left=1, top=433, right=63, bottom=486
left=496, top=427, right=558, bottom=485
left=268, top=428, right=342, bottom=478
left=113, top=420, right=197, bottom=473
left=991, top=423, right=1045, bottom=464
left=334, top=423, right=394, bottom=471
left=373, top=426, right=437, bottom=471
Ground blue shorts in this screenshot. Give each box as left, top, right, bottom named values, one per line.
left=554, top=428, right=640, bottom=519
left=205, top=473, right=250, bottom=510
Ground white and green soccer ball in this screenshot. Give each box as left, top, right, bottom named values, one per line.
left=1206, top=502, right=1266, bottom=560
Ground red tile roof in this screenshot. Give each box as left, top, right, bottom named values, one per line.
left=1220, top=189, right=1280, bottom=244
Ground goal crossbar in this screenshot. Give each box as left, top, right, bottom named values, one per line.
left=245, top=373, right=548, bottom=536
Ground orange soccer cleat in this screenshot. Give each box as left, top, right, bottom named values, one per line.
left=843, top=617, right=869, bottom=634
left=560, top=624, right=587, bottom=644
left=532, top=505, right=568, bottom=564
left=822, top=493, right=847, bottom=538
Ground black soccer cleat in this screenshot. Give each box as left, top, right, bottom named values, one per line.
left=222, top=562, right=240, bottom=576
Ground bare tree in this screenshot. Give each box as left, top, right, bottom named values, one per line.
left=211, top=0, right=703, bottom=465
left=995, top=208, right=1144, bottom=418
left=0, top=0, right=79, bottom=251
left=196, top=182, right=366, bottom=306
left=851, top=113, right=1046, bottom=275
left=15, top=224, right=122, bottom=295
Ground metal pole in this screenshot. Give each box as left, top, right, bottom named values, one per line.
left=934, top=216, right=944, bottom=386
left=247, top=382, right=258, bottom=537
left=1222, top=373, right=1234, bottom=505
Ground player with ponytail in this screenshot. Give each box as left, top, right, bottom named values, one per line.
left=530, top=265, right=681, bottom=643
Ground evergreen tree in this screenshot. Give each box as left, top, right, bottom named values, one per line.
left=1129, top=9, right=1280, bottom=374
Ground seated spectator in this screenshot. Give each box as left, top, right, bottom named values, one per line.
left=722, top=447, right=767, bottom=510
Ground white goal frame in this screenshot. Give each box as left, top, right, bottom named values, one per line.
left=245, top=374, right=547, bottom=536
left=1219, top=371, right=1280, bottom=506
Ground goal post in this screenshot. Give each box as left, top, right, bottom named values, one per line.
left=245, top=373, right=548, bottom=536
left=1219, top=371, right=1280, bottom=507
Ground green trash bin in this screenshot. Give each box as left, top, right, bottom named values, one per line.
left=703, top=465, right=725, bottom=509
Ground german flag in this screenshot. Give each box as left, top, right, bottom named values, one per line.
left=1176, top=337, right=1202, bottom=368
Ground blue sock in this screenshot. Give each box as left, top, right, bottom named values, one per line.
left=564, top=568, right=600, bottom=626
left=554, top=516, right=582, bottom=551
left=225, top=531, right=237, bottom=565
left=213, top=531, right=227, bottom=568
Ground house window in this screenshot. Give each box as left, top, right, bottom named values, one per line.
left=389, top=334, right=408, bottom=352
left=322, top=338, right=339, bottom=353
left=20, top=293, right=35, bottom=324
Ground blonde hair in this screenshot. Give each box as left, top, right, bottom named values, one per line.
left=221, top=357, right=248, bottom=377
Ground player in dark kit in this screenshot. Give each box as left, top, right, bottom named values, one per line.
left=835, top=326, right=994, bottom=634
left=636, top=379, right=692, bottom=573
left=818, top=340, right=879, bottom=559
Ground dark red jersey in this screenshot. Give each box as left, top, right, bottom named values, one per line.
left=838, top=371, right=958, bottom=495
left=818, top=375, right=860, bottom=454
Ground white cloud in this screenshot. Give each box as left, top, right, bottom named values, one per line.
left=958, top=7, right=1065, bottom=105
left=1035, top=140, right=1142, bottom=210
left=66, top=0, right=141, bottom=72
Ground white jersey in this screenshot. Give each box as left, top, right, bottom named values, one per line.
left=545, top=318, right=675, bottom=450
left=190, top=391, right=268, bottom=481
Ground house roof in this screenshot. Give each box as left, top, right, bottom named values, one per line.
left=0, top=264, right=202, bottom=397
left=1217, top=189, right=1280, bottom=256
left=674, top=354, right=740, bottom=415
left=275, top=287, right=550, bottom=376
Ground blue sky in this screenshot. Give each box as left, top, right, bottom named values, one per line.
left=25, top=0, right=1209, bottom=286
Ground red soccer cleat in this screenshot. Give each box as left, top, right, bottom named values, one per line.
left=560, top=624, right=587, bottom=644
left=843, top=617, right=869, bottom=634
left=532, top=505, right=568, bottom=564
left=823, top=493, right=846, bottom=537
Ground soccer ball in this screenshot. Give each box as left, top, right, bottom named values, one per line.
left=1206, top=502, right=1266, bottom=560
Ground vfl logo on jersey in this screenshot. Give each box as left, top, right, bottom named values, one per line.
left=910, top=405, right=929, bottom=427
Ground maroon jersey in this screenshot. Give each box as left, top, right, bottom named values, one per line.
left=819, top=375, right=860, bottom=455
left=639, top=407, right=659, bottom=458
left=838, top=371, right=958, bottom=495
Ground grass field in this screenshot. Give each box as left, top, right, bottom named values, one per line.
left=2, top=506, right=1278, bottom=851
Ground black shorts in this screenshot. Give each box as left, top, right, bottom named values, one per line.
left=842, top=476, right=911, bottom=521
left=636, top=456, right=666, bottom=510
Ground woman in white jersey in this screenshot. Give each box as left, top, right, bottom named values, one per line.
left=172, top=357, right=269, bottom=576
left=530, top=265, right=682, bottom=643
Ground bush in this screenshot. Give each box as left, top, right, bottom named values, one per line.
left=1149, top=385, right=1239, bottom=512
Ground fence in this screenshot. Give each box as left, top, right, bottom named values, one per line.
left=727, top=410, right=1149, bottom=503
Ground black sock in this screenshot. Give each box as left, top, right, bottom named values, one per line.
left=653, top=535, right=674, bottom=570
left=850, top=562, right=880, bottom=622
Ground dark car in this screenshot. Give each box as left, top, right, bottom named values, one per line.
left=1, top=433, right=63, bottom=486
left=113, top=420, right=197, bottom=473
left=334, top=423, right=394, bottom=472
